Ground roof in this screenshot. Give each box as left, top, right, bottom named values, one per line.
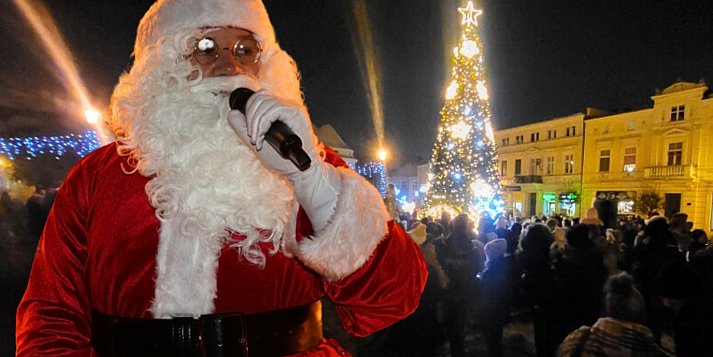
left=315, top=124, right=351, bottom=150
left=658, top=81, right=707, bottom=95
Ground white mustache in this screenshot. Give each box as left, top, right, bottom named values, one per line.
left=189, top=74, right=261, bottom=97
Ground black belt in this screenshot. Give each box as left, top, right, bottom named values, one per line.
left=91, top=301, right=323, bottom=357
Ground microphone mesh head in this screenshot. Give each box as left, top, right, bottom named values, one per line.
left=229, top=88, right=255, bottom=114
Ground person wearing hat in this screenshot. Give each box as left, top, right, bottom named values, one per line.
left=557, top=272, right=666, bottom=357
left=15, top=1, right=427, bottom=356
left=580, top=207, right=603, bottom=226
left=479, top=238, right=512, bottom=357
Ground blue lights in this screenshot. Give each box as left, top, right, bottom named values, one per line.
left=353, top=161, right=387, bottom=196
left=0, top=130, right=101, bottom=161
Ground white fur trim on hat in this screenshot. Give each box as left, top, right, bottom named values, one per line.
left=130, top=0, right=302, bottom=105
left=290, top=167, right=390, bottom=281
left=136, top=0, right=276, bottom=60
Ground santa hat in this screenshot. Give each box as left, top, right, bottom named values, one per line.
left=580, top=207, right=603, bottom=226
left=136, top=0, right=276, bottom=60
left=130, top=0, right=301, bottom=102
left=408, top=223, right=427, bottom=245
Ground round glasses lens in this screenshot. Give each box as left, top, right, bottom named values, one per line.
left=233, top=37, right=262, bottom=64
left=194, top=37, right=218, bottom=64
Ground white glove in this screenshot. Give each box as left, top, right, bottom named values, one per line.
left=228, top=90, right=340, bottom=231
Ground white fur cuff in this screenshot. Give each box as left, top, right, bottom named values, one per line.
left=292, top=167, right=390, bottom=281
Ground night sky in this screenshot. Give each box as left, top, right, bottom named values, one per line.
left=1, top=0, right=713, bottom=166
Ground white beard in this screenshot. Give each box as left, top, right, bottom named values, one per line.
left=129, top=75, right=297, bottom=317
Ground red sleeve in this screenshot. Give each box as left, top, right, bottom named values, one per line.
left=298, top=146, right=427, bottom=336
left=323, top=221, right=428, bottom=337
left=16, top=160, right=95, bottom=356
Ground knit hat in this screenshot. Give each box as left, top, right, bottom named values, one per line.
left=580, top=207, right=603, bottom=226
left=484, top=238, right=507, bottom=263
left=408, top=223, right=427, bottom=245
left=655, top=260, right=703, bottom=299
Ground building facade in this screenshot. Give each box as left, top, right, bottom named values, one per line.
left=492, top=81, right=713, bottom=232
left=581, top=82, right=713, bottom=230
left=387, top=162, right=430, bottom=211
left=494, top=113, right=585, bottom=218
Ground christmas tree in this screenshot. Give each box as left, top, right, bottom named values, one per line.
left=424, top=0, right=502, bottom=217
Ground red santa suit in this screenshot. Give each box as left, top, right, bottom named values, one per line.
left=15, top=1, right=427, bottom=355
left=16, top=143, right=427, bottom=356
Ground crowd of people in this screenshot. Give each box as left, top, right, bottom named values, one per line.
left=0, top=185, right=58, bottom=240
left=372, top=208, right=713, bottom=357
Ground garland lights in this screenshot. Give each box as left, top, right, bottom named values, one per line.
left=0, top=130, right=391, bottom=200
left=424, top=1, right=503, bottom=218
left=0, top=130, right=101, bottom=160
left=353, top=161, right=387, bottom=197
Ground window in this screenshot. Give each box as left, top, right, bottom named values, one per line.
left=529, top=158, right=540, bottom=175
left=599, top=149, right=611, bottom=172
left=516, top=135, right=524, bottom=144
left=670, top=105, right=685, bottom=121
left=515, top=159, right=522, bottom=175
left=501, top=138, right=509, bottom=146
left=623, top=147, right=636, bottom=173
left=564, top=154, right=574, bottom=174
left=546, top=156, right=554, bottom=175
left=501, top=160, right=508, bottom=177
left=548, top=130, right=557, bottom=139
left=668, top=142, right=683, bottom=165
left=566, top=126, right=577, bottom=137
left=531, top=132, right=540, bottom=142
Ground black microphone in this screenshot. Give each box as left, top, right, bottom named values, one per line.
left=229, top=87, right=311, bottom=171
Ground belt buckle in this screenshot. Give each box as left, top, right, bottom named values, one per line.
left=198, top=312, right=248, bottom=357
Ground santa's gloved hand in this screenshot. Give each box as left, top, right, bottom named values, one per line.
left=228, top=90, right=340, bottom=231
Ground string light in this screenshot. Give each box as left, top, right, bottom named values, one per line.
left=0, top=130, right=101, bottom=161
left=353, top=161, right=387, bottom=196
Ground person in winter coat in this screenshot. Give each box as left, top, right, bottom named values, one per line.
left=479, top=238, right=513, bottom=357
left=656, top=260, right=713, bottom=357
left=557, top=272, right=668, bottom=357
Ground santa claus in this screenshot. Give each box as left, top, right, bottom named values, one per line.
left=16, top=1, right=427, bottom=356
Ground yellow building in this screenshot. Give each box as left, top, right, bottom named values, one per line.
left=494, top=81, right=713, bottom=232
left=495, top=113, right=585, bottom=218
left=581, top=82, right=713, bottom=230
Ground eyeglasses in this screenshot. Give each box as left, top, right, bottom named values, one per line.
left=191, top=36, right=262, bottom=65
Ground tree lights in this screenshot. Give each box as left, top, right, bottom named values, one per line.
left=424, top=1, right=503, bottom=218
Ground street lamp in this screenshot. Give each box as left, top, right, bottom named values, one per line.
left=84, top=108, right=101, bottom=124
left=378, top=148, right=388, bottom=162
